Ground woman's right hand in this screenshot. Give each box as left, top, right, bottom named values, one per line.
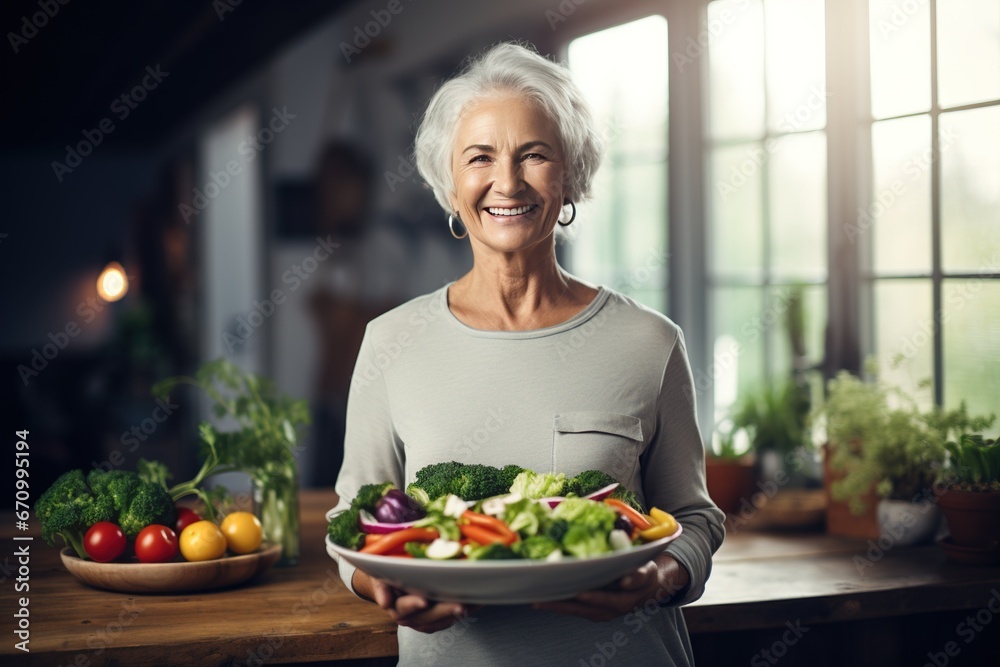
left=352, top=568, right=475, bottom=634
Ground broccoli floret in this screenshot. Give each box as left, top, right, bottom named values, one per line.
left=118, top=483, right=175, bottom=539
left=354, top=482, right=396, bottom=510
left=327, top=482, right=396, bottom=550
left=499, top=465, right=526, bottom=491
left=467, top=542, right=519, bottom=560
left=564, top=470, right=619, bottom=497
left=544, top=518, right=570, bottom=543
left=512, top=535, right=560, bottom=559
left=36, top=470, right=99, bottom=558
left=409, top=462, right=511, bottom=501
left=328, top=507, right=364, bottom=549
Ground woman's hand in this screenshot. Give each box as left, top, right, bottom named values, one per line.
left=530, top=554, right=690, bottom=623
left=352, top=568, right=478, bottom=634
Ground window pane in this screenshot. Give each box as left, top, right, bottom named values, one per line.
left=769, top=284, right=827, bottom=377
left=569, top=16, right=668, bottom=149
left=568, top=16, right=669, bottom=312
left=943, top=280, right=1000, bottom=429
left=713, top=287, right=766, bottom=419
left=870, top=115, right=932, bottom=274
left=940, top=107, right=1000, bottom=272
left=873, top=279, right=934, bottom=408
left=708, top=0, right=765, bottom=139
left=769, top=132, right=827, bottom=280
left=764, top=0, right=826, bottom=133
left=937, top=0, right=1000, bottom=108
left=710, top=144, right=764, bottom=277
left=869, top=0, right=931, bottom=119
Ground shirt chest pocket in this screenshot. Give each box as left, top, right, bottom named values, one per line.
left=552, top=412, right=644, bottom=481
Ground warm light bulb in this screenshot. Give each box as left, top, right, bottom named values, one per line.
left=97, top=262, right=128, bottom=302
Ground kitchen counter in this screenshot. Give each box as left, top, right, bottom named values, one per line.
left=3, top=491, right=999, bottom=666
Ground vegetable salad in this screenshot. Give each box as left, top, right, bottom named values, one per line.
left=328, top=463, right=679, bottom=561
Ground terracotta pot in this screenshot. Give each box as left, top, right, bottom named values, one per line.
left=937, top=489, right=1000, bottom=550
left=705, top=458, right=755, bottom=516
left=822, top=444, right=879, bottom=539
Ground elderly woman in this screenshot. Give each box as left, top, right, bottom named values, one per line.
left=329, top=42, right=724, bottom=666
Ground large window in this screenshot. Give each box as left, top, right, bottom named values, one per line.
left=567, top=15, right=670, bottom=313
left=561, top=1, right=1000, bottom=441
left=706, top=0, right=828, bottom=425
left=866, top=0, right=1000, bottom=419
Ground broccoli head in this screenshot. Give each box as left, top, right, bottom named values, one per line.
left=467, top=542, right=518, bottom=560
left=564, top=470, right=619, bottom=497
left=117, top=483, right=175, bottom=538
left=36, top=470, right=102, bottom=558
left=409, top=462, right=512, bottom=501
left=37, top=469, right=177, bottom=556
left=353, top=482, right=396, bottom=510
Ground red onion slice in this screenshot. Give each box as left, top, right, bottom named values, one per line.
left=584, top=483, right=620, bottom=501
left=358, top=509, right=419, bottom=534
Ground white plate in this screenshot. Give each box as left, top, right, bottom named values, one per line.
left=325, top=526, right=682, bottom=604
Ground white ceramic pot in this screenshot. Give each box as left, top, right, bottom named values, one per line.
left=877, top=499, right=942, bottom=546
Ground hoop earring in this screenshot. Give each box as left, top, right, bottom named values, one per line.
left=448, top=213, right=468, bottom=239
left=558, top=201, right=576, bottom=227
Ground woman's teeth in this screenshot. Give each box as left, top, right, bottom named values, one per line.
left=487, top=205, right=533, bottom=216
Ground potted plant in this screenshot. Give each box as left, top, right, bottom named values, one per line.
left=155, top=359, right=311, bottom=566
left=813, top=361, right=991, bottom=544
left=705, top=423, right=755, bottom=517
left=937, top=434, right=1000, bottom=563
left=730, top=378, right=815, bottom=479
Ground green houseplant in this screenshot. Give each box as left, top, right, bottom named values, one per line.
left=815, top=360, right=993, bottom=542
left=937, top=434, right=1000, bottom=559
left=154, top=359, right=311, bottom=566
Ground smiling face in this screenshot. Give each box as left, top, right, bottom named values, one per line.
left=449, top=95, right=566, bottom=256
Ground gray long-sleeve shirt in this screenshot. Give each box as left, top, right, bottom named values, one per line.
left=329, top=283, right=725, bottom=666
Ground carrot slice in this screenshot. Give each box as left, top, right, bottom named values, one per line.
left=359, top=528, right=439, bottom=555
left=461, top=510, right=518, bottom=543
left=604, top=498, right=652, bottom=531
left=460, top=523, right=517, bottom=546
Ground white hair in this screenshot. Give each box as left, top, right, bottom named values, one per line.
left=414, top=42, right=604, bottom=215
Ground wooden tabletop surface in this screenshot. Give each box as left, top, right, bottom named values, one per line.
left=3, top=491, right=999, bottom=665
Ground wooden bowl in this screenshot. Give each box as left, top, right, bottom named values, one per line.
left=60, top=543, right=282, bottom=593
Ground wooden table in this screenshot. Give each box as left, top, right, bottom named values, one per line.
left=4, top=491, right=1000, bottom=666
left=2, top=492, right=397, bottom=666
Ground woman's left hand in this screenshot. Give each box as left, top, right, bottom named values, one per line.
left=531, top=554, right=690, bottom=622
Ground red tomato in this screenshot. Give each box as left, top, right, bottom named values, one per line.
left=84, top=522, right=126, bottom=563
left=175, top=507, right=202, bottom=535
left=135, top=524, right=179, bottom=563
